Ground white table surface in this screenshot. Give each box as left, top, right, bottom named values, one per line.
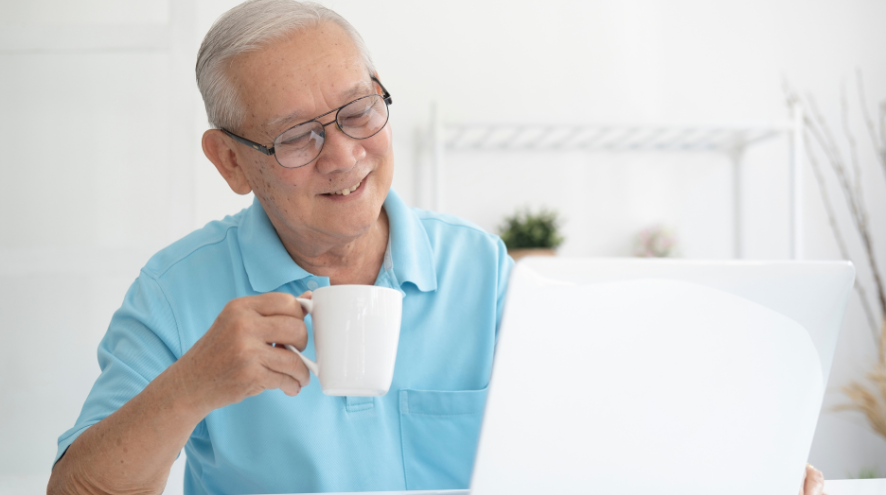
left=825, top=479, right=886, bottom=495
left=263, top=491, right=467, bottom=495
left=266, top=480, right=886, bottom=495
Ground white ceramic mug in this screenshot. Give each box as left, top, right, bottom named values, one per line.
left=284, top=285, right=403, bottom=396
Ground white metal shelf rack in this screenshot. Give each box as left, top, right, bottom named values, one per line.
left=425, top=103, right=805, bottom=259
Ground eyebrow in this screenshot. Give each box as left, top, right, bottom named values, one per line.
left=264, top=81, right=374, bottom=135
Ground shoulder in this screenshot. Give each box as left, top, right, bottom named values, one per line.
left=412, top=207, right=504, bottom=249
left=408, top=207, right=511, bottom=283
left=140, top=208, right=248, bottom=281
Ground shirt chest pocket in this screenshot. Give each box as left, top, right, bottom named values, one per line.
left=398, top=388, right=488, bottom=490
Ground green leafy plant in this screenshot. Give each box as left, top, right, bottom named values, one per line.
left=848, top=466, right=881, bottom=479
left=498, top=207, right=564, bottom=250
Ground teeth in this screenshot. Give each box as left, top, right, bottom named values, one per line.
left=331, top=179, right=362, bottom=196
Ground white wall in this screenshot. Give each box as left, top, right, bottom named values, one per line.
left=317, top=0, right=886, bottom=479
left=0, top=1, right=192, bottom=493
left=1, top=0, right=884, bottom=492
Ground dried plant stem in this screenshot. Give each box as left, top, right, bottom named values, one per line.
left=881, top=101, right=885, bottom=161
left=804, top=131, right=880, bottom=341
left=856, top=69, right=886, bottom=177
left=787, top=75, right=886, bottom=441
left=841, top=82, right=867, bottom=229
left=834, top=362, right=886, bottom=439
left=806, top=96, right=868, bottom=231
left=805, top=94, right=886, bottom=329
left=882, top=318, right=886, bottom=368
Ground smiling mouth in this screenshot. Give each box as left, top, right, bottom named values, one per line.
left=324, top=177, right=365, bottom=196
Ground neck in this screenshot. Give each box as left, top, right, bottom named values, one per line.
left=276, top=208, right=389, bottom=286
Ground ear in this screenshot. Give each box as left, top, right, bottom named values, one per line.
left=371, top=71, right=383, bottom=93
left=202, top=129, right=253, bottom=195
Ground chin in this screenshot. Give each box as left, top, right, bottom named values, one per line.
left=333, top=209, right=380, bottom=238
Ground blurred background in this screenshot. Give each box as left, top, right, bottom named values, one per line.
left=1, top=0, right=885, bottom=493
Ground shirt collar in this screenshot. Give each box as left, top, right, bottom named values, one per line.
left=239, top=197, right=312, bottom=293
left=239, top=190, right=437, bottom=293
left=384, top=189, right=437, bottom=292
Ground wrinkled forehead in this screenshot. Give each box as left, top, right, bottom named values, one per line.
left=228, top=22, right=370, bottom=135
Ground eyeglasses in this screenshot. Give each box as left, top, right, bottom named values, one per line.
left=221, top=76, right=392, bottom=169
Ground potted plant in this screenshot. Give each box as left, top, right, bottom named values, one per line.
left=498, top=207, right=565, bottom=261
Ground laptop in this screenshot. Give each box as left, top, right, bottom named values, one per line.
left=469, top=258, right=854, bottom=495
left=290, top=258, right=854, bottom=495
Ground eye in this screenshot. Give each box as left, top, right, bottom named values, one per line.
left=277, top=125, right=321, bottom=150
left=339, top=100, right=375, bottom=127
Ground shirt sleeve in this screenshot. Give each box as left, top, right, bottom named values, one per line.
left=54, top=270, right=182, bottom=464
left=494, top=238, right=515, bottom=340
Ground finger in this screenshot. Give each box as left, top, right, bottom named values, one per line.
left=260, top=367, right=303, bottom=397
left=253, top=315, right=309, bottom=349
left=277, top=371, right=303, bottom=396
left=261, top=344, right=311, bottom=388
left=244, top=292, right=308, bottom=318
left=803, top=464, right=825, bottom=495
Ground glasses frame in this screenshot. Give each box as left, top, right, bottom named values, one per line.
left=221, top=76, right=393, bottom=168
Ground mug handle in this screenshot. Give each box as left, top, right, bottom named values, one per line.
left=283, top=297, right=319, bottom=377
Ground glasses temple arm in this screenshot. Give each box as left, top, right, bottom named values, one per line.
left=221, top=129, right=274, bottom=156
left=371, top=76, right=393, bottom=106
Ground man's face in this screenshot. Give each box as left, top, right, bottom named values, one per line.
left=227, top=22, right=394, bottom=246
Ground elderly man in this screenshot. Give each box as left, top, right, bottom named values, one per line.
left=48, top=1, right=827, bottom=494
left=49, top=2, right=508, bottom=494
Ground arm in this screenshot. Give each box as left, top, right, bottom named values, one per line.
left=48, top=292, right=312, bottom=495
left=48, top=359, right=207, bottom=494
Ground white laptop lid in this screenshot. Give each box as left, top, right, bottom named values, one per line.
left=470, top=258, right=854, bottom=495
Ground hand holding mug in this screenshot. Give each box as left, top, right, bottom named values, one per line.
left=174, top=291, right=312, bottom=413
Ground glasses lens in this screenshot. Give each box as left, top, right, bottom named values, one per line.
left=274, top=122, right=325, bottom=168
left=337, top=95, right=389, bottom=139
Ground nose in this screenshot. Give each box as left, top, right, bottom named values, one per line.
left=313, top=121, right=365, bottom=175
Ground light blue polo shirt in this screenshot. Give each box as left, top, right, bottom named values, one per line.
left=56, top=189, right=513, bottom=494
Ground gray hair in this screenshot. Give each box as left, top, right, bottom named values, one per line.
left=196, top=0, right=377, bottom=131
